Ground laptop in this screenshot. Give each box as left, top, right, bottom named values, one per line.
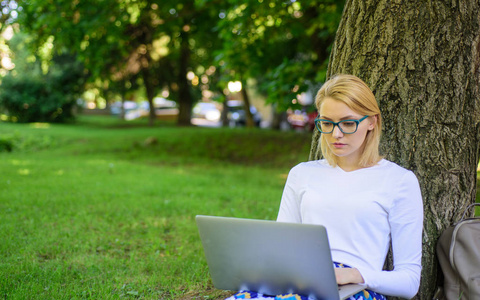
left=196, top=215, right=365, bottom=300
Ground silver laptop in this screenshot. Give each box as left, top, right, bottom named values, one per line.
left=196, top=215, right=365, bottom=300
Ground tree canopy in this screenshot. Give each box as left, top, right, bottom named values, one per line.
left=7, top=0, right=344, bottom=125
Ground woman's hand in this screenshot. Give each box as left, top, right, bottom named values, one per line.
left=334, top=268, right=365, bottom=285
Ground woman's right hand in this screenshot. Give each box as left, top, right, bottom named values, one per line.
left=334, top=268, right=365, bottom=285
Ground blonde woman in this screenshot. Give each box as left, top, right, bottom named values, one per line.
left=278, top=74, right=423, bottom=299
left=228, top=75, right=423, bottom=300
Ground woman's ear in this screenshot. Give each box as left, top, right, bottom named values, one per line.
left=368, top=115, right=377, bottom=131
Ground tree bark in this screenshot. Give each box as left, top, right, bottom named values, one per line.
left=309, top=1, right=480, bottom=299
left=240, top=78, right=255, bottom=128
left=141, top=58, right=156, bottom=127
left=177, top=30, right=193, bottom=126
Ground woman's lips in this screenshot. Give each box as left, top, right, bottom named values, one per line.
left=332, top=143, right=346, bottom=148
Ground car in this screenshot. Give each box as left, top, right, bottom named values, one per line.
left=117, top=98, right=178, bottom=120
left=226, top=100, right=262, bottom=127
left=110, top=100, right=138, bottom=116
left=287, top=107, right=318, bottom=131
left=192, top=102, right=221, bottom=122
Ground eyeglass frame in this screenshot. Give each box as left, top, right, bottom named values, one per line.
left=314, top=115, right=369, bottom=134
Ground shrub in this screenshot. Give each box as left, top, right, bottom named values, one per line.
left=0, top=74, right=64, bottom=123
left=0, top=137, right=13, bottom=152
left=0, top=54, right=86, bottom=123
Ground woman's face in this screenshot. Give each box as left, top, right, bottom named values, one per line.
left=319, top=97, right=376, bottom=166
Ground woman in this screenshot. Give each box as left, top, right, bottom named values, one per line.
left=229, top=74, right=423, bottom=300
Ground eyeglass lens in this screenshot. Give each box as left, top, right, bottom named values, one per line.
left=318, top=120, right=358, bottom=134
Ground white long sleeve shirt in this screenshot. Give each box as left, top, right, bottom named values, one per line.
left=277, top=159, right=423, bottom=299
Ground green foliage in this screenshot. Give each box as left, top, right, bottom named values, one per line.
left=0, top=1, right=16, bottom=39
left=0, top=53, right=86, bottom=123
left=215, top=0, right=345, bottom=109
left=0, top=138, right=13, bottom=152
left=15, top=0, right=220, bottom=124
left=13, top=0, right=345, bottom=122
left=0, top=74, right=71, bottom=123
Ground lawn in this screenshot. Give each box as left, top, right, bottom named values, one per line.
left=1, top=115, right=479, bottom=299
left=0, top=115, right=313, bottom=299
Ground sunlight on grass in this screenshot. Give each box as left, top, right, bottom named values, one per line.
left=9, top=159, right=31, bottom=166
left=17, top=168, right=31, bottom=175
left=30, top=122, right=51, bottom=129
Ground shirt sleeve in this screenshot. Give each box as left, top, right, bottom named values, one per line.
left=357, top=171, right=424, bottom=299
left=276, top=165, right=303, bottom=223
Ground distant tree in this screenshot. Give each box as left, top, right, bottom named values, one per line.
left=14, top=0, right=228, bottom=126
left=16, top=0, right=169, bottom=125
left=310, top=1, right=480, bottom=299
left=0, top=1, right=16, bottom=26
left=0, top=0, right=18, bottom=75
left=0, top=34, right=86, bottom=122
left=216, top=0, right=344, bottom=127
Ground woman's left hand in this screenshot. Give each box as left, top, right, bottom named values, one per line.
left=334, top=268, right=365, bottom=285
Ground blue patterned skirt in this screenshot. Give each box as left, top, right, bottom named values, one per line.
left=224, top=262, right=386, bottom=300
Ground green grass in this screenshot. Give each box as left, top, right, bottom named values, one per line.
left=1, top=115, right=479, bottom=299
left=0, top=115, right=312, bottom=299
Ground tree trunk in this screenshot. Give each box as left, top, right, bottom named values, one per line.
left=118, top=83, right=126, bottom=120
left=221, top=100, right=229, bottom=127
left=270, top=106, right=283, bottom=130
left=240, top=79, right=255, bottom=128
left=120, top=98, right=126, bottom=120
left=177, top=30, right=193, bottom=126
left=309, top=1, right=480, bottom=299
left=141, top=65, right=156, bottom=127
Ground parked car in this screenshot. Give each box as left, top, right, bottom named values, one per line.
left=141, top=98, right=178, bottom=120
left=110, top=100, right=138, bottom=116
left=226, top=100, right=262, bottom=127
left=112, top=98, right=178, bottom=120
left=192, top=102, right=221, bottom=122
left=287, top=107, right=318, bottom=131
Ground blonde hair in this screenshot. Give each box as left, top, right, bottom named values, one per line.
left=315, top=74, right=382, bottom=168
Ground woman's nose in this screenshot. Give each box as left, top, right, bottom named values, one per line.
left=332, top=125, right=344, bottom=138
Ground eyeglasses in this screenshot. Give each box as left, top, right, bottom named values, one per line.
left=314, top=115, right=369, bottom=134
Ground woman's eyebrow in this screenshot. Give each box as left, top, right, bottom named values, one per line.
left=320, top=115, right=358, bottom=120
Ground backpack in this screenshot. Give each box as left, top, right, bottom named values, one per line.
left=436, top=203, right=480, bottom=300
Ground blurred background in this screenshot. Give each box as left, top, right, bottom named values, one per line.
left=0, top=0, right=345, bottom=131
